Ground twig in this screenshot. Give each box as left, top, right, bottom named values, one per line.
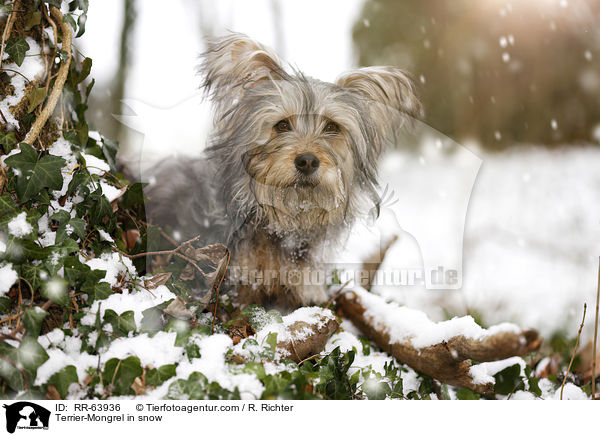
left=23, top=6, right=72, bottom=145
left=42, top=5, right=57, bottom=92
left=296, top=353, right=322, bottom=366
left=593, top=258, right=600, bottom=400
left=210, top=248, right=230, bottom=334
left=0, top=300, right=53, bottom=341
left=561, top=303, right=586, bottom=400
left=0, top=68, right=31, bottom=83
left=118, top=248, right=206, bottom=278
left=324, top=279, right=352, bottom=310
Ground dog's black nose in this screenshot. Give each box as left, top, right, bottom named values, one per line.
left=294, top=153, right=320, bottom=175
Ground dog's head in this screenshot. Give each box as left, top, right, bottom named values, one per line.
left=200, top=34, right=421, bottom=236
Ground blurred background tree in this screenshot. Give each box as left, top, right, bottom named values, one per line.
left=352, top=0, right=600, bottom=148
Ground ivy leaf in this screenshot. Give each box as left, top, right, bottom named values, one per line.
left=47, top=365, right=78, bottom=399
left=102, top=356, right=142, bottom=396
left=17, top=336, right=49, bottom=383
left=55, top=217, right=86, bottom=244
left=81, top=271, right=112, bottom=303
left=62, top=14, right=77, bottom=31
left=146, top=364, right=176, bottom=387
left=76, top=12, right=88, bottom=38
left=77, top=57, right=92, bottom=84
left=0, top=342, right=26, bottom=391
left=24, top=11, right=42, bottom=31
left=21, top=263, right=46, bottom=291
left=266, top=332, right=278, bottom=355
left=456, top=388, right=481, bottom=400
left=23, top=307, right=49, bottom=337
left=0, top=297, right=11, bottom=314
left=5, top=37, right=30, bottom=66
left=4, top=143, right=65, bottom=202
left=0, top=132, right=17, bottom=153
left=0, top=194, right=17, bottom=219
left=103, top=309, right=136, bottom=336
left=28, top=87, right=47, bottom=113
left=494, top=364, right=524, bottom=396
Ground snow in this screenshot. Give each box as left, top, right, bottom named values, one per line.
left=347, top=286, right=521, bottom=349
left=35, top=348, right=97, bottom=385
left=80, top=284, right=176, bottom=328
left=100, top=181, right=122, bottom=202
left=80, top=152, right=110, bottom=175
left=340, top=144, right=600, bottom=344
left=8, top=212, right=33, bottom=237
left=48, top=137, right=77, bottom=199
left=0, top=264, right=18, bottom=297
left=0, top=38, right=44, bottom=129
left=98, top=229, right=114, bottom=242
left=101, top=332, right=183, bottom=368
left=171, top=334, right=265, bottom=400
left=248, top=306, right=336, bottom=356
left=84, top=251, right=137, bottom=287
left=553, top=383, right=588, bottom=400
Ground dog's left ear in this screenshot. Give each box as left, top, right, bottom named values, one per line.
left=200, top=33, right=287, bottom=107
left=336, top=66, right=422, bottom=120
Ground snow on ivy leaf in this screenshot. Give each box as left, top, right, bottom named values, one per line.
left=5, top=143, right=66, bottom=202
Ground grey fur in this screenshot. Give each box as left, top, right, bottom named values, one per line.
left=145, top=34, right=420, bottom=309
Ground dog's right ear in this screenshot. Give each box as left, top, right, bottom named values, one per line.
left=199, top=33, right=286, bottom=105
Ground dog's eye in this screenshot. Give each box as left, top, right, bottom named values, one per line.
left=324, top=121, right=340, bottom=134
left=274, top=119, right=292, bottom=133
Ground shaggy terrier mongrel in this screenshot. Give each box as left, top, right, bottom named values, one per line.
left=147, top=34, right=421, bottom=310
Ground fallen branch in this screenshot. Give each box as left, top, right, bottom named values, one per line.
left=337, top=288, right=541, bottom=395
left=277, top=311, right=339, bottom=362
left=231, top=307, right=339, bottom=364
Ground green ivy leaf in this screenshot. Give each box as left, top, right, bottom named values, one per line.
left=146, top=364, right=176, bottom=387
left=21, top=263, right=46, bottom=291
left=103, top=309, right=136, bottom=336
left=0, top=297, right=11, bottom=314
left=5, top=143, right=66, bottom=202
left=456, top=388, right=481, bottom=400
left=81, top=272, right=112, bottom=303
left=5, top=37, right=30, bottom=66
left=47, top=365, right=78, bottom=399
left=55, top=217, right=87, bottom=244
left=17, top=337, right=49, bottom=383
left=62, top=13, right=77, bottom=31
left=102, top=356, right=142, bottom=396
left=23, top=307, right=49, bottom=337
left=0, top=132, right=17, bottom=153
left=0, top=342, right=26, bottom=391
left=494, top=364, right=524, bottom=396
left=266, top=332, right=278, bottom=354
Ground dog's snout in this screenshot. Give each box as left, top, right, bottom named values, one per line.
left=294, top=153, right=320, bottom=175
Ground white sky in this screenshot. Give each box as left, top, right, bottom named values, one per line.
left=80, top=0, right=364, bottom=107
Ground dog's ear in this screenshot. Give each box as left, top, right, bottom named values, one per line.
left=336, top=66, right=422, bottom=120
left=200, top=33, right=286, bottom=105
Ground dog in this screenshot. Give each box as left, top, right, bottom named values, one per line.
left=146, top=33, right=421, bottom=310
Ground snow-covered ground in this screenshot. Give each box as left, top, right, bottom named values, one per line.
left=347, top=143, right=600, bottom=342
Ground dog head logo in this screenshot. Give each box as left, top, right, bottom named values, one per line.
left=3, top=402, right=50, bottom=433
